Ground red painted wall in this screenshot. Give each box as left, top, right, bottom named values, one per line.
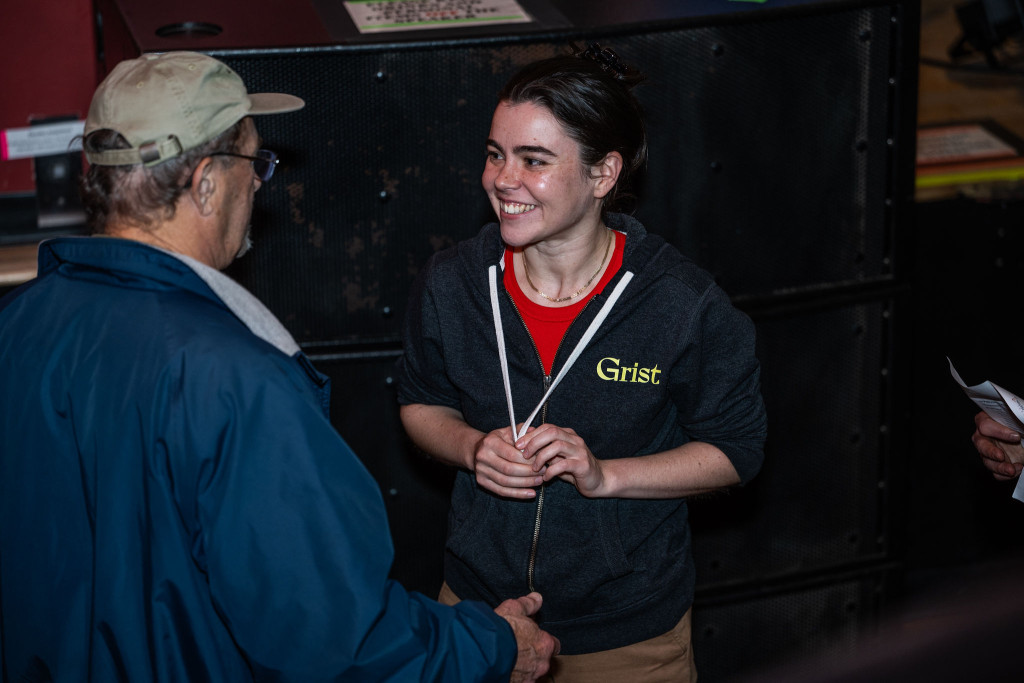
left=0, top=0, right=99, bottom=194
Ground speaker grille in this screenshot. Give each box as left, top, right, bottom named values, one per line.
left=693, top=571, right=888, bottom=681
left=217, top=1, right=903, bottom=347
left=691, top=300, right=890, bottom=589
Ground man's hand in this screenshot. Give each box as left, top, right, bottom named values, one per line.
left=494, top=592, right=560, bottom=683
left=972, top=411, right=1024, bottom=481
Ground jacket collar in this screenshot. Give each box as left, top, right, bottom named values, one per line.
left=39, top=236, right=300, bottom=357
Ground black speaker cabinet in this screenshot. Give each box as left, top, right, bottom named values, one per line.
left=692, top=298, right=896, bottom=590
left=99, top=0, right=920, bottom=348
left=100, top=0, right=919, bottom=679
left=319, top=352, right=453, bottom=597
left=693, top=569, right=893, bottom=681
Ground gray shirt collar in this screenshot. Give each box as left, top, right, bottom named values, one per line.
left=162, top=249, right=301, bottom=357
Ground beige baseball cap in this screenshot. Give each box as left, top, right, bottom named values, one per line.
left=84, top=51, right=304, bottom=167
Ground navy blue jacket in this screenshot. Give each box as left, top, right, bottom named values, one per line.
left=0, top=237, right=516, bottom=682
left=397, top=213, right=767, bottom=654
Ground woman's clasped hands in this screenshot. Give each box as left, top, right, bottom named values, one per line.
left=473, top=423, right=607, bottom=498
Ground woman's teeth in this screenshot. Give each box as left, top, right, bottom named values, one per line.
left=502, top=202, right=536, bottom=215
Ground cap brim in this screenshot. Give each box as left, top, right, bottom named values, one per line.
left=249, top=93, right=305, bottom=115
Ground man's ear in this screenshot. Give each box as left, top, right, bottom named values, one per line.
left=592, top=151, right=623, bottom=200
left=186, top=157, right=217, bottom=216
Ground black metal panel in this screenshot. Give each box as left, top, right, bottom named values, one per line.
left=692, top=571, right=890, bottom=682
left=214, top=0, right=914, bottom=347
left=632, top=10, right=895, bottom=297
left=319, top=352, right=454, bottom=597
left=691, top=299, right=892, bottom=590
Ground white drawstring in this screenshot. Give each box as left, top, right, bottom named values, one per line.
left=489, top=264, right=519, bottom=435
left=488, top=264, right=633, bottom=441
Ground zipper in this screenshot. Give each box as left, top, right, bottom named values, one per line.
left=527, top=373, right=551, bottom=593
left=506, top=290, right=592, bottom=594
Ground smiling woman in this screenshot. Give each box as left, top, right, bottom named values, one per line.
left=396, top=42, right=768, bottom=683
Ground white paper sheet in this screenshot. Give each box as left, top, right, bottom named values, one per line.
left=949, top=357, right=1024, bottom=501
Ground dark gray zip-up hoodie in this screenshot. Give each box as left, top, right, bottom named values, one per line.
left=397, top=213, right=767, bottom=654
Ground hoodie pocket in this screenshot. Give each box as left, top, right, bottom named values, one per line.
left=596, top=499, right=632, bottom=578
left=446, top=476, right=495, bottom=560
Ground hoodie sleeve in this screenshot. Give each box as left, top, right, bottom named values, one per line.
left=395, top=253, right=464, bottom=410
left=670, top=282, right=767, bottom=485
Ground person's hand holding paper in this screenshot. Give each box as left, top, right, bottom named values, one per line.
left=972, top=411, right=1024, bottom=480
left=951, top=358, right=1024, bottom=498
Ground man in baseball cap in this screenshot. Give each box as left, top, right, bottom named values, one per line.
left=79, top=50, right=303, bottom=267
left=0, top=51, right=557, bottom=681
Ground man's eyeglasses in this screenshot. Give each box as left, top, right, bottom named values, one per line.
left=208, top=149, right=279, bottom=182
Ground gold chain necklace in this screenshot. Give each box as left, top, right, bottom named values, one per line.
left=521, top=229, right=613, bottom=303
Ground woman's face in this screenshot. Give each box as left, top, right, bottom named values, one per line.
left=482, top=100, right=606, bottom=248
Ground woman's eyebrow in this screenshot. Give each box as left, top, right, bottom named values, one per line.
left=485, top=140, right=557, bottom=157
left=514, top=144, right=556, bottom=157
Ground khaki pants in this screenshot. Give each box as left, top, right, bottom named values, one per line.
left=438, top=583, right=697, bottom=683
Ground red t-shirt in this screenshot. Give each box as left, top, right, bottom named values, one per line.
left=504, top=230, right=625, bottom=375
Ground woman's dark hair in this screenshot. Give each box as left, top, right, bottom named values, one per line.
left=498, top=43, right=648, bottom=214
left=80, top=120, right=246, bottom=233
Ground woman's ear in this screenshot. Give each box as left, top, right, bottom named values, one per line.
left=592, top=151, right=623, bottom=200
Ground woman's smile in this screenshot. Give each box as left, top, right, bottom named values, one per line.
left=500, top=201, right=537, bottom=216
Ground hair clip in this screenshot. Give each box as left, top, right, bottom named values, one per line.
left=574, top=42, right=630, bottom=79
